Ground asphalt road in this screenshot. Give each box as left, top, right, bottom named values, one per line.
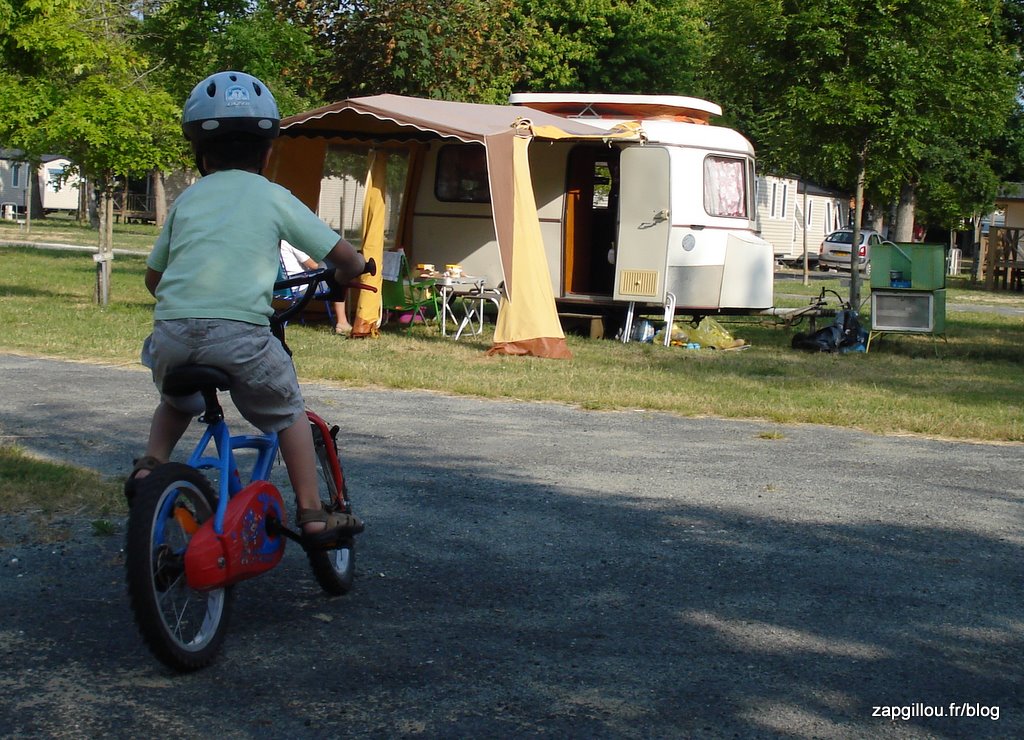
left=0, top=353, right=1020, bottom=739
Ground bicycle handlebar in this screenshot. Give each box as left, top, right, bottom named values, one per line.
left=273, top=259, right=378, bottom=327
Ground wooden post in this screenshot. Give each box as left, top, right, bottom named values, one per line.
left=985, top=226, right=999, bottom=291
left=95, top=191, right=114, bottom=305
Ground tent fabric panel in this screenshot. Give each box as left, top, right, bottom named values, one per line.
left=486, top=131, right=571, bottom=359
left=266, top=136, right=326, bottom=211
left=484, top=130, right=515, bottom=296
left=396, top=143, right=426, bottom=257
left=352, top=151, right=387, bottom=338
left=487, top=336, right=572, bottom=359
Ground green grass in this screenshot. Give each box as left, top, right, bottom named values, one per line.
left=0, top=444, right=124, bottom=541
left=2, top=245, right=1024, bottom=443
left=0, top=211, right=161, bottom=251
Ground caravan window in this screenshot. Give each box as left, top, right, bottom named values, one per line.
left=704, top=156, right=748, bottom=219
left=435, top=145, right=490, bottom=203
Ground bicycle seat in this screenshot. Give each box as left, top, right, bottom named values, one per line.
left=162, top=365, right=231, bottom=397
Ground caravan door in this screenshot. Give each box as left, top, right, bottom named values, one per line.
left=613, top=146, right=671, bottom=303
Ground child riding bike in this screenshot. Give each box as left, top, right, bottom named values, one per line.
left=128, top=70, right=367, bottom=548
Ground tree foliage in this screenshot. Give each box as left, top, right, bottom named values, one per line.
left=522, top=0, right=705, bottom=94
left=138, top=0, right=325, bottom=116
left=703, top=0, right=1019, bottom=228
left=0, top=0, right=179, bottom=184
left=309, top=0, right=529, bottom=103
left=1, top=0, right=1023, bottom=239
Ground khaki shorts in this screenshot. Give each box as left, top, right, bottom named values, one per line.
left=142, top=318, right=305, bottom=433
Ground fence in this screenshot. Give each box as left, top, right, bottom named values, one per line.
left=983, top=227, right=1024, bottom=290
left=110, top=192, right=156, bottom=223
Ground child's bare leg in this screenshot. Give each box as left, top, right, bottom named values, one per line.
left=277, top=418, right=327, bottom=534
left=136, top=400, right=193, bottom=478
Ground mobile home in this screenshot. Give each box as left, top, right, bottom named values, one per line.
left=757, top=175, right=848, bottom=265
left=270, top=93, right=774, bottom=353
left=38, top=156, right=81, bottom=213
left=0, top=151, right=82, bottom=218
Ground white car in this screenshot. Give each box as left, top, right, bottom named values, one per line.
left=818, top=229, right=883, bottom=274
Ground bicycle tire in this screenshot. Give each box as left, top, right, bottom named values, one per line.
left=307, top=423, right=356, bottom=595
left=125, top=463, right=233, bottom=671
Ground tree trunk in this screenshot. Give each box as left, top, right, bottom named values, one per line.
left=868, top=208, right=885, bottom=236
left=850, top=155, right=866, bottom=310
left=95, top=184, right=115, bottom=306
left=801, top=185, right=809, bottom=285
left=972, top=213, right=983, bottom=281
left=893, top=182, right=916, bottom=242
left=24, top=163, right=33, bottom=234
left=28, top=160, right=44, bottom=223
left=153, top=169, right=167, bottom=227
left=88, top=180, right=100, bottom=228
left=120, top=180, right=129, bottom=223
left=77, top=177, right=89, bottom=224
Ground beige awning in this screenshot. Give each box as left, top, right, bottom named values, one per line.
left=271, top=94, right=643, bottom=358
left=280, top=94, right=640, bottom=144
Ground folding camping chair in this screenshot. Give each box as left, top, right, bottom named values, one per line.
left=380, top=250, right=437, bottom=331
left=453, top=282, right=503, bottom=340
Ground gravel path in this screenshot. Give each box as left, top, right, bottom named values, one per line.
left=0, top=353, right=1020, bottom=738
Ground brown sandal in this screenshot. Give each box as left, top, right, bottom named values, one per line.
left=124, top=456, right=163, bottom=505
left=296, top=506, right=364, bottom=548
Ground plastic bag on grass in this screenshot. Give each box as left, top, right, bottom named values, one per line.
left=656, top=317, right=748, bottom=350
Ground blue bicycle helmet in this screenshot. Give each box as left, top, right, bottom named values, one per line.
left=182, top=71, right=280, bottom=142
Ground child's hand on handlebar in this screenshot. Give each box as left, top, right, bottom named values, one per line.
left=363, top=257, right=377, bottom=276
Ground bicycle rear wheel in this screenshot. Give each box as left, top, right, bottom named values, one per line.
left=307, top=422, right=356, bottom=595
left=125, top=463, right=232, bottom=671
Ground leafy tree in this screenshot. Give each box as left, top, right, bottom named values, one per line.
left=522, top=0, right=705, bottom=95
left=132, top=0, right=328, bottom=230
left=702, top=0, right=1018, bottom=304
left=296, top=0, right=705, bottom=103
left=988, top=1, right=1024, bottom=186
left=309, top=0, right=529, bottom=103
left=137, top=0, right=325, bottom=115
left=0, top=0, right=181, bottom=302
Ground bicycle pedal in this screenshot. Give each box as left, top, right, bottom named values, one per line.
left=265, top=516, right=305, bottom=545
left=300, top=521, right=364, bottom=551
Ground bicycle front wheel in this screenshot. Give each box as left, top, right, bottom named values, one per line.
left=307, top=422, right=356, bottom=595
left=125, top=463, right=232, bottom=671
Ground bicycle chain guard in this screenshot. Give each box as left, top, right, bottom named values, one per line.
left=185, top=481, right=287, bottom=591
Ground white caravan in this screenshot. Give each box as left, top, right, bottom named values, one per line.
left=415, top=93, right=771, bottom=316
left=276, top=93, right=774, bottom=322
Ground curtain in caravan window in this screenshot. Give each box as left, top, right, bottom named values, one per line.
left=704, top=156, right=746, bottom=218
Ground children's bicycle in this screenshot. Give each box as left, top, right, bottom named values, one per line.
left=125, top=264, right=375, bottom=671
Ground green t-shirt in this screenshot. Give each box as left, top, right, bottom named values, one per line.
left=147, top=169, right=340, bottom=325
